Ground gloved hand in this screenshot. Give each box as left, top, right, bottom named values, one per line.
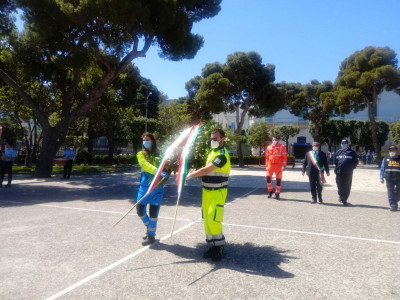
left=160, top=171, right=168, bottom=178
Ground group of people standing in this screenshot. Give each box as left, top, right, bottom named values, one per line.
left=266, top=137, right=398, bottom=212
left=134, top=131, right=399, bottom=263
left=300, top=139, right=358, bottom=206
left=265, top=137, right=359, bottom=206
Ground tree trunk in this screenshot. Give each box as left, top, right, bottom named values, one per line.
left=107, top=133, right=114, bottom=162
left=367, top=101, right=380, bottom=165
left=237, top=140, right=244, bottom=167
left=285, top=138, right=289, bottom=154
left=34, top=127, right=66, bottom=177
left=313, top=123, right=320, bottom=142
left=88, top=117, right=94, bottom=155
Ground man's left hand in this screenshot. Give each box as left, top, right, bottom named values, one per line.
left=282, top=166, right=286, bottom=171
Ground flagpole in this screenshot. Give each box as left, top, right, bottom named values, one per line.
left=170, top=192, right=182, bottom=237
left=113, top=177, right=167, bottom=228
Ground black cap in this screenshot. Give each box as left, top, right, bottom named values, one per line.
left=388, top=146, right=398, bottom=151
left=341, top=139, right=349, bottom=144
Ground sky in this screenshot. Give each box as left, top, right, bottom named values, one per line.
left=134, top=0, right=400, bottom=100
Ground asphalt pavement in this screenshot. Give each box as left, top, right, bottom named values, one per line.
left=0, top=164, right=399, bottom=299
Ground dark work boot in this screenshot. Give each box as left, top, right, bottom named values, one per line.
left=211, top=245, right=224, bottom=262
left=267, top=191, right=273, bottom=198
left=275, top=193, right=280, bottom=200
left=142, top=233, right=156, bottom=246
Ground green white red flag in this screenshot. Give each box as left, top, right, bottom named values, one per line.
left=176, top=122, right=202, bottom=194
left=146, top=126, right=192, bottom=196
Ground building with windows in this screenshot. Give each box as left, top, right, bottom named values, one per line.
left=213, top=91, right=400, bottom=156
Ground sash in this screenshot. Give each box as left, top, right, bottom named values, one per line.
left=308, top=151, right=326, bottom=185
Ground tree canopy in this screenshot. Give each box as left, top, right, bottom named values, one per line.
left=390, top=121, right=400, bottom=146
left=271, top=125, right=300, bottom=151
left=280, top=80, right=333, bottom=142
left=0, top=0, right=222, bottom=177
left=193, top=51, right=284, bottom=166
left=321, top=46, right=400, bottom=162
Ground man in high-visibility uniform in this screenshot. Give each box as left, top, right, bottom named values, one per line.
left=265, top=136, right=287, bottom=199
left=187, top=129, right=230, bottom=262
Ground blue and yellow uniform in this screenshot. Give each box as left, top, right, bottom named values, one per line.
left=380, top=154, right=400, bottom=211
left=201, top=146, right=231, bottom=246
left=136, top=151, right=164, bottom=237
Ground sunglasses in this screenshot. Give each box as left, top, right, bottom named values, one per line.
left=210, top=137, right=218, bottom=141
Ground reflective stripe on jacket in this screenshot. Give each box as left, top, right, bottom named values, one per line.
left=202, top=147, right=231, bottom=190
left=265, top=143, right=287, bottom=166
left=381, top=156, right=400, bottom=181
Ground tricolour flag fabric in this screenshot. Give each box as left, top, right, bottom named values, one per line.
left=146, top=127, right=192, bottom=196
left=308, top=151, right=326, bottom=185
left=177, top=122, right=202, bottom=194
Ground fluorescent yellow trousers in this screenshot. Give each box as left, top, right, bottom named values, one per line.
left=202, top=188, right=227, bottom=246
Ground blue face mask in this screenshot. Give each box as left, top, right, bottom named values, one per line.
left=341, top=144, right=348, bottom=149
left=143, top=141, right=152, bottom=149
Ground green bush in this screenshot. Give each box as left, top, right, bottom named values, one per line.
left=115, top=155, right=137, bottom=165
left=75, top=150, right=93, bottom=165
left=75, top=152, right=137, bottom=165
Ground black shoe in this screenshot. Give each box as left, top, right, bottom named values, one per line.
left=338, top=198, right=342, bottom=203
left=142, top=234, right=156, bottom=246
left=62, top=176, right=66, bottom=179
left=275, top=193, right=280, bottom=200
left=319, top=199, right=323, bottom=204
left=211, top=245, right=224, bottom=261
left=310, top=200, right=317, bottom=204
left=203, top=246, right=214, bottom=259
left=142, top=232, right=148, bottom=240
left=267, top=191, right=273, bottom=198
left=66, top=176, right=70, bottom=179
left=390, top=207, right=398, bottom=212
left=5, top=184, right=10, bottom=188
left=342, top=201, right=348, bottom=206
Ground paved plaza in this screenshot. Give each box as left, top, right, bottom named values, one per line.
left=0, top=164, right=399, bottom=299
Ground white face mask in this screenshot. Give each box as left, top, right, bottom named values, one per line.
left=312, top=146, right=318, bottom=152
left=272, top=140, right=278, bottom=145
left=389, top=152, right=397, bottom=158
left=211, top=140, right=220, bottom=149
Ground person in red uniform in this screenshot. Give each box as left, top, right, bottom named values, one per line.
left=265, top=136, right=287, bottom=199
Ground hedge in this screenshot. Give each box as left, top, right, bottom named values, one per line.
left=74, top=151, right=137, bottom=165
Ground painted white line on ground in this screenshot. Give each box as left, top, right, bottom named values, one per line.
left=0, top=200, right=195, bottom=222
left=223, top=222, right=400, bottom=245
left=44, top=245, right=149, bottom=300
left=226, top=188, right=259, bottom=206
left=43, top=188, right=257, bottom=299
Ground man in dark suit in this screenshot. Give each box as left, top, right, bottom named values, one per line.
left=302, top=142, right=330, bottom=203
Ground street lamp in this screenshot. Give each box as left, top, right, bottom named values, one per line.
left=145, top=91, right=152, bottom=132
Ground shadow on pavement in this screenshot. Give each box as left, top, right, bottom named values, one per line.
left=143, top=242, right=295, bottom=282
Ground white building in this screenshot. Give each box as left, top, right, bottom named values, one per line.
left=213, top=91, right=400, bottom=155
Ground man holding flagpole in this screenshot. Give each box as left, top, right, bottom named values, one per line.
left=302, top=142, right=330, bottom=204
left=187, top=129, right=230, bottom=262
